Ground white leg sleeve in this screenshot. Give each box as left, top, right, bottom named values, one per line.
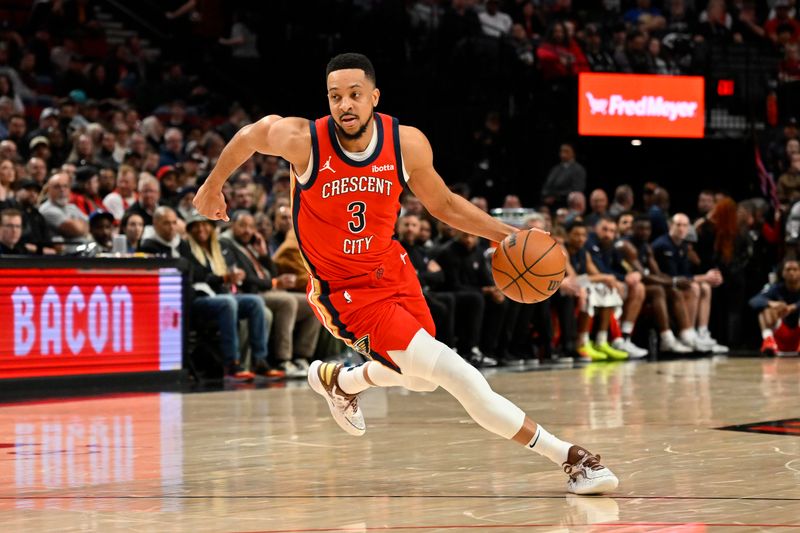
left=388, top=329, right=526, bottom=440
left=367, top=359, right=439, bottom=392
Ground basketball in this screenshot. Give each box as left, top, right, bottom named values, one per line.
left=492, top=230, right=567, bottom=304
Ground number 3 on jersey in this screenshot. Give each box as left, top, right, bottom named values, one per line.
left=347, top=201, right=366, bottom=233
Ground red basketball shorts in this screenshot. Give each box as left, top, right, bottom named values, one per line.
left=305, top=251, right=435, bottom=373
left=774, top=322, right=800, bottom=352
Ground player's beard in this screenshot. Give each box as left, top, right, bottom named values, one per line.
left=334, top=109, right=373, bottom=141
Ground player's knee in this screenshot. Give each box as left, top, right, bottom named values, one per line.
left=401, top=375, right=439, bottom=393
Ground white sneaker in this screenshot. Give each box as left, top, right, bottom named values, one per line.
left=685, top=335, right=715, bottom=352
left=307, top=360, right=365, bottom=436
left=563, top=446, right=619, bottom=495
left=280, top=360, right=308, bottom=379
left=698, top=332, right=729, bottom=354
left=612, top=338, right=647, bottom=359
left=660, top=335, right=693, bottom=353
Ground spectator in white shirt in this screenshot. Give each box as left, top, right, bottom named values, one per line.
left=479, top=0, right=513, bottom=37
left=103, top=165, right=139, bottom=221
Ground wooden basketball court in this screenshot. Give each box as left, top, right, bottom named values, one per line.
left=2, top=357, right=799, bottom=531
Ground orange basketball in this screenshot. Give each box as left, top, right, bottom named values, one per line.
left=491, top=230, right=567, bottom=304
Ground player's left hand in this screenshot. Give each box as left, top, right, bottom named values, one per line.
left=193, top=183, right=229, bottom=221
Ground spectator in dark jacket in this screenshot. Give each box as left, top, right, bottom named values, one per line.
left=750, top=259, right=800, bottom=356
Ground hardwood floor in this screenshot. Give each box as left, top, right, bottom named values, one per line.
left=1, top=357, right=799, bottom=532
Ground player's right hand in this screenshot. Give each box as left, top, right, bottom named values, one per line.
left=193, top=183, right=229, bottom=221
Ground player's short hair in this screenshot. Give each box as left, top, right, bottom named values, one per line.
left=1, top=208, right=22, bottom=221
left=326, top=53, right=376, bottom=84
left=565, top=219, right=586, bottom=232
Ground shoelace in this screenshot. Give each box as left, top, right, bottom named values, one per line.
left=563, top=452, right=604, bottom=479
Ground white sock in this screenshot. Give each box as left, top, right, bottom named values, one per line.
left=698, top=326, right=709, bottom=337
left=596, top=331, right=608, bottom=345
left=660, top=330, right=676, bottom=343
left=337, top=363, right=375, bottom=395
left=622, top=321, right=634, bottom=336
left=526, top=425, right=572, bottom=466
left=578, top=332, right=589, bottom=345
left=680, top=329, right=696, bottom=344
left=762, top=328, right=774, bottom=340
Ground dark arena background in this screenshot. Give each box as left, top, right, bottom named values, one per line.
left=1, top=1, right=800, bottom=531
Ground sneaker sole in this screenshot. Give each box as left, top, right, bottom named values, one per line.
left=307, top=361, right=365, bottom=437
left=568, top=474, right=619, bottom=495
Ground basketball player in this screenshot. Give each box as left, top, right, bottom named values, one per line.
left=194, top=53, right=618, bottom=494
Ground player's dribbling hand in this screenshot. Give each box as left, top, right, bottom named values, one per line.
left=193, top=184, right=229, bottom=221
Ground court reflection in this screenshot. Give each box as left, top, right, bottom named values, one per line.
left=0, top=393, right=182, bottom=511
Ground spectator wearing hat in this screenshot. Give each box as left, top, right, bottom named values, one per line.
left=78, top=210, right=115, bottom=257
left=156, top=165, right=180, bottom=207
left=0, top=208, right=27, bottom=255
left=8, top=178, right=53, bottom=254
left=70, top=166, right=103, bottom=216
left=176, top=186, right=198, bottom=221
left=39, top=172, right=89, bottom=251
left=104, top=165, right=139, bottom=221
left=29, top=135, right=51, bottom=165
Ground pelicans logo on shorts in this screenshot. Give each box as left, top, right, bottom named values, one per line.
left=353, top=334, right=371, bottom=357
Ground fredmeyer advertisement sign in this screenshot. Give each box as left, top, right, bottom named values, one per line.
left=0, top=267, right=182, bottom=379
left=578, top=73, right=705, bottom=138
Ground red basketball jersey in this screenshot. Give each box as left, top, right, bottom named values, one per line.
left=291, top=113, right=406, bottom=282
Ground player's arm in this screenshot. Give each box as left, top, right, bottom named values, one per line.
left=585, top=253, right=617, bottom=287
left=194, top=116, right=309, bottom=220
left=401, top=126, right=517, bottom=243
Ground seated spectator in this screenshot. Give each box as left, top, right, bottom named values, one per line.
left=120, top=212, right=144, bottom=252
left=615, top=31, right=652, bottom=73
left=272, top=228, right=310, bottom=292
left=104, top=165, right=139, bottom=221
left=564, top=220, right=628, bottom=361
left=609, top=186, right=634, bottom=218
left=565, top=191, right=586, bottom=224
left=220, top=211, right=320, bottom=378
left=478, top=0, right=512, bottom=37
left=141, top=208, right=272, bottom=381
left=78, top=210, right=114, bottom=256
left=436, top=230, right=504, bottom=367
left=0, top=157, right=16, bottom=203
left=620, top=215, right=693, bottom=353
left=750, top=259, right=800, bottom=356
left=157, top=165, right=180, bottom=207
left=70, top=166, right=103, bottom=216
left=124, top=173, right=160, bottom=228
left=648, top=186, right=670, bottom=239
left=10, top=178, right=53, bottom=254
left=26, top=157, right=48, bottom=187
left=418, top=217, right=435, bottom=249
left=39, top=172, right=89, bottom=251
left=269, top=203, right=293, bottom=254
left=586, top=216, right=648, bottom=357
left=0, top=208, right=27, bottom=255
left=541, top=143, right=586, bottom=207
left=536, top=21, right=589, bottom=81
left=230, top=184, right=256, bottom=214
left=159, top=127, right=184, bottom=167
left=765, top=0, right=800, bottom=44
left=397, top=213, right=455, bottom=350
left=176, top=186, right=198, bottom=220
left=778, top=153, right=800, bottom=209
left=585, top=188, right=609, bottom=227
left=652, top=213, right=727, bottom=352
left=616, top=211, right=634, bottom=239
left=583, top=24, right=616, bottom=73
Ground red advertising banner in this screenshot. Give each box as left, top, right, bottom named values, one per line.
left=578, top=73, right=705, bottom=138
left=0, top=268, right=182, bottom=379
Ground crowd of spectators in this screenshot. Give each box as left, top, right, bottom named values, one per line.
left=2, top=0, right=800, bottom=375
